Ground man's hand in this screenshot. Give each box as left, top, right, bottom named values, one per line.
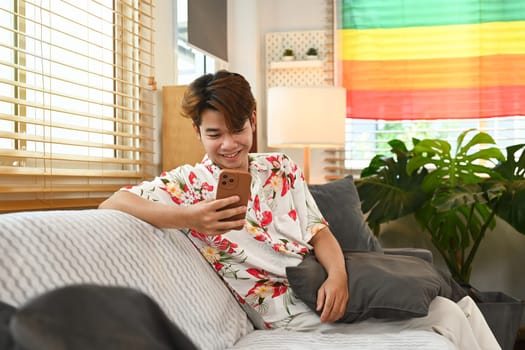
left=309, top=227, right=349, bottom=323
left=183, top=196, right=247, bottom=235
left=316, top=272, right=349, bottom=323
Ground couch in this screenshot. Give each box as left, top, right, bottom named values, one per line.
left=0, top=177, right=457, bottom=349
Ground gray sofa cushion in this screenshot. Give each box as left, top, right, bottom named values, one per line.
left=308, top=175, right=382, bottom=252
left=0, top=209, right=252, bottom=350
left=286, top=251, right=463, bottom=323
left=231, top=328, right=456, bottom=349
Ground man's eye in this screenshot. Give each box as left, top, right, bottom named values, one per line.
left=207, top=134, right=220, bottom=139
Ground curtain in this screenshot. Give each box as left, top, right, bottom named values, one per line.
left=341, top=0, right=525, bottom=120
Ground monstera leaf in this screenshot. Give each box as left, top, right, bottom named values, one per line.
left=408, top=129, right=505, bottom=192
left=357, top=139, right=427, bottom=235
left=489, top=144, right=525, bottom=234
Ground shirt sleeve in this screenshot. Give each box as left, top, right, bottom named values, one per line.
left=121, top=167, right=188, bottom=205
left=285, top=155, right=328, bottom=242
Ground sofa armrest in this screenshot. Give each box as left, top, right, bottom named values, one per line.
left=383, top=247, right=433, bottom=264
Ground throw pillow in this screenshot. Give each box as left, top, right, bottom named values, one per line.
left=0, top=301, right=16, bottom=349
left=308, top=175, right=382, bottom=252
left=9, top=284, right=198, bottom=350
left=286, top=251, right=464, bottom=323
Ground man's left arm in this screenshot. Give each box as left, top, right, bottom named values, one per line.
left=309, top=227, right=349, bottom=323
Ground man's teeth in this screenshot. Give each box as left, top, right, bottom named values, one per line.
left=223, top=152, right=238, bottom=158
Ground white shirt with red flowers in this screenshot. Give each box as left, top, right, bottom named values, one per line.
left=122, top=153, right=328, bottom=326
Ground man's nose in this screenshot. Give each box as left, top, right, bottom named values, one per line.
left=222, top=133, right=237, bottom=148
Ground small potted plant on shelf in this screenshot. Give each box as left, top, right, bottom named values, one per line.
left=306, top=47, right=318, bottom=60
left=282, top=49, right=295, bottom=61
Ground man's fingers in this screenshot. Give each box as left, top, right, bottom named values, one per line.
left=320, top=296, right=335, bottom=322
left=216, top=205, right=247, bottom=221
left=316, top=288, right=325, bottom=311
left=213, top=195, right=241, bottom=209
left=215, top=218, right=247, bottom=232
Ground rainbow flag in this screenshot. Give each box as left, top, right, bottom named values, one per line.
left=341, top=0, right=525, bottom=120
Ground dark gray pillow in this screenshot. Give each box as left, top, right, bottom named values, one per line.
left=286, top=251, right=464, bottom=323
left=9, top=284, right=198, bottom=350
left=308, top=175, right=382, bottom=252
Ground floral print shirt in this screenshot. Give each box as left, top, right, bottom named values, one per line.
left=123, top=153, right=328, bottom=326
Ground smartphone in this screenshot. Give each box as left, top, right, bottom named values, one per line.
left=216, top=169, right=252, bottom=225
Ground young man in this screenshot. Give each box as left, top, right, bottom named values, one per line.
left=99, top=70, right=349, bottom=327
left=100, top=70, right=500, bottom=349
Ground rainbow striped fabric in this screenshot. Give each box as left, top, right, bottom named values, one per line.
left=341, top=0, right=525, bottom=120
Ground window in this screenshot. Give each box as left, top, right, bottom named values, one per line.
left=334, top=0, right=525, bottom=177
left=175, top=0, right=224, bottom=84
left=0, top=0, right=155, bottom=212
left=343, top=117, right=525, bottom=172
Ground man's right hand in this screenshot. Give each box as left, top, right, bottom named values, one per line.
left=182, top=196, right=247, bottom=235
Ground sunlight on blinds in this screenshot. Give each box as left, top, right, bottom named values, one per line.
left=0, top=0, right=156, bottom=211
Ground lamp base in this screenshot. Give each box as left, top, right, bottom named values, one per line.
left=304, top=146, right=311, bottom=184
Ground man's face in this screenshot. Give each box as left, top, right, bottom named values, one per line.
left=196, top=109, right=255, bottom=171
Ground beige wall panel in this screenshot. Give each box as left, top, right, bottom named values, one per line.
left=162, top=86, right=205, bottom=171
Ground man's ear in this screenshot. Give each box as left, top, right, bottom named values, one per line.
left=192, top=123, right=201, bottom=139
left=250, top=111, right=256, bottom=132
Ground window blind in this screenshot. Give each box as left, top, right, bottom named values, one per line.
left=324, top=0, right=525, bottom=181
left=0, top=0, right=156, bottom=212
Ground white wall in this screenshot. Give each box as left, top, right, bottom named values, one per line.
left=228, top=0, right=328, bottom=184
left=227, top=0, right=262, bottom=151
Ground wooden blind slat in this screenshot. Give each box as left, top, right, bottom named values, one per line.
left=0, top=78, right=155, bottom=118
left=0, top=97, right=154, bottom=128
left=0, top=59, right=154, bottom=106
left=0, top=149, right=153, bottom=166
left=0, top=197, right=108, bottom=213
left=0, top=184, right=122, bottom=194
left=11, top=1, right=155, bottom=62
left=0, top=87, right=154, bottom=123
left=0, top=131, right=153, bottom=153
left=0, top=114, right=154, bottom=140
left=0, top=166, right=149, bottom=178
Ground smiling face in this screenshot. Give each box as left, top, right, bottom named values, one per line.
left=196, top=109, right=256, bottom=171
left=181, top=70, right=257, bottom=170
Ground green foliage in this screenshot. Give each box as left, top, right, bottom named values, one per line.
left=283, top=49, right=294, bottom=56
left=306, top=47, right=318, bottom=55
left=359, top=138, right=427, bottom=235
left=356, top=129, right=525, bottom=284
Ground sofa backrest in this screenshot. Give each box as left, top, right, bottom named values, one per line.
left=0, top=209, right=253, bottom=349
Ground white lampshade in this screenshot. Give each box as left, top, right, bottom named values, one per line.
left=267, top=86, right=346, bottom=148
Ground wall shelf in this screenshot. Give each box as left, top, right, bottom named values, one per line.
left=269, top=59, right=323, bottom=70
left=266, top=31, right=327, bottom=87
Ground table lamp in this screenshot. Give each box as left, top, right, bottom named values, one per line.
left=267, top=86, right=346, bottom=183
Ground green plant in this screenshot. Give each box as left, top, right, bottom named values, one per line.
left=283, top=49, right=294, bottom=57
left=356, top=129, right=525, bottom=284
left=306, top=47, right=318, bottom=56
